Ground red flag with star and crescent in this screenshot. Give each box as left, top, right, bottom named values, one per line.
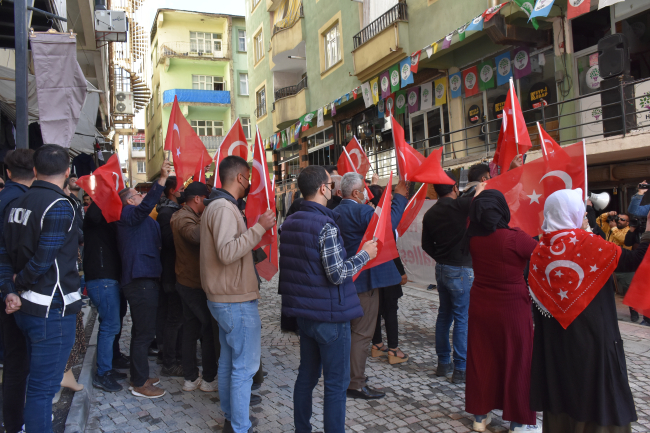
left=493, top=79, right=533, bottom=174
left=391, top=116, right=425, bottom=182
left=537, top=122, right=570, bottom=165
left=485, top=140, right=587, bottom=238
left=529, top=229, right=621, bottom=329
left=164, top=96, right=211, bottom=191
left=193, top=152, right=207, bottom=183
left=76, top=154, right=125, bottom=223
left=624, top=250, right=650, bottom=314
left=353, top=172, right=399, bottom=281
left=337, top=137, right=371, bottom=178
left=336, top=142, right=374, bottom=201
left=396, top=182, right=428, bottom=237
left=214, top=118, right=249, bottom=188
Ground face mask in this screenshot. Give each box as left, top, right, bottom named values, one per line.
left=240, top=180, right=251, bottom=198
left=177, top=191, right=187, bottom=204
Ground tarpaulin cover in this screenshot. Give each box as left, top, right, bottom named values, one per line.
left=163, top=89, right=231, bottom=105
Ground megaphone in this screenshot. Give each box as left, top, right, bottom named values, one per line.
left=589, top=192, right=610, bottom=211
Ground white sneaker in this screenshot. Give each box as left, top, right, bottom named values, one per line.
left=472, top=414, right=491, bottom=432
left=510, top=424, right=542, bottom=433
left=199, top=379, right=218, bottom=392
left=182, top=376, right=202, bottom=391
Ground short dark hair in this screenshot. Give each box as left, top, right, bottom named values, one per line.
left=298, top=166, right=329, bottom=199
left=83, top=193, right=90, bottom=198
left=68, top=173, right=78, bottom=180
left=63, top=177, right=71, bottom=189
left=4, top=149, right=35, bottom=180
left=33, top=144, right=69, bottom=176
left=324, top=165, right=337, bottom=174
left=219, top=156, right=249, bottom=185
left=118, top=187, right=132, bottom=206
left=369, top=185, right=383, bottom=207
left=467, top=163, right=490, bottom=182
left=433, top=171, right=457, bottom=197
left=164, top=176, right=178, bottom=197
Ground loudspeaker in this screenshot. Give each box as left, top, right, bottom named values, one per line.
left=588, top=192, right=610, bottom=211
left=598, top=34, right=630, bottom=79
left=599, top=74, right=637, bottom=137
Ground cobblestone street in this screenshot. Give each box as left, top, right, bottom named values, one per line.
left=85, top=276, right=650, bottom=433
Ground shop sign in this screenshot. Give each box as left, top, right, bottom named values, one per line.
left=529, top=82, right=550, bottom=109
left=468, top=104, right=481, bottom=124
left=494, top=94, right=507, bottom=119
left=586, top=65, right=602, bottom=89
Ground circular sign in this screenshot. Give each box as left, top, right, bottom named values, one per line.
left=396, top=94, right=406, bottom=109
left=381, top=76, right=389, bottom=92
left=422, top=87, right=431, bottom=101
left=435, top=83, right=445, bottom=100
left=514, top=50, right=529, bottom=71
left=391, top=70, right=399, bottom=87
left=519, top=1, right=534, bottom=17
left=468, top=104, right=481, bottom=124
left=411, top=53, right=418, bottom=66
left=480, top=64, right=493, bottom=83
left=493, top=94, right=507, bottom=119
left=408, top=92, right=417, bottom=106
left=304, top=113, right=314, bottom=122
left=498, top=57, right=511, bottom=76
left=386, top=96, right=394, bottom=112
left=450, top=75, right=461, bottom=92
left=586, top=65, right=602, bottom=89
left=401, top=64, right=411, bottom=81
left=465, top=72, right=477, bottom=90
left=529, top=81, right=550, bottom=109
left=372, top=82, right=378, bottom=96
left=378, top=99, right=385, bottom=112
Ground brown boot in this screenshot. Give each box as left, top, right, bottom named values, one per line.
left=61, top=369, right=84, bottom=392
left=131, top=382, right=165, bottom=399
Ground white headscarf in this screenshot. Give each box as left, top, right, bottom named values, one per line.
left=541, top=188, right=585, bottom=233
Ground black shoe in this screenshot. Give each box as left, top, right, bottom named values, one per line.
left=436, top=362, right=453, bottom=377
left=451, top=369, right=466, bottom=384
left=156, top=352, right=164, bottom=365
left=93, top=372, right=123, bottom=392
left=346, top=386, right=385, bottom=400
left=631, top=309, right=640, bottom=322
left=640, top=320, right=650, bottom=327
left=161, top=364, right=184, bottom=377
left=365, top=375, right=370, bottom=383
left=223, top=417, right=258, bottom=433
left=252, top=382, right=261, bottom=391
left=112, top=353, right=131, bottom=370
left=262, top=370, right=268, bottom=378
left=249, top=394, right=262, bottom=406
left=108, top=369, right=127, bottom=379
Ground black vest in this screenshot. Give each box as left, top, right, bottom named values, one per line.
left=4, top=180, right=81, bottom=317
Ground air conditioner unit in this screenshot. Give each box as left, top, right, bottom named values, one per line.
left=114, top=92, right=134, bottom=115
left=95, top=10, right=128, bottom=42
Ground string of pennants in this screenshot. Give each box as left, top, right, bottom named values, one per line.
left=267, top=0, right=612, bottom=150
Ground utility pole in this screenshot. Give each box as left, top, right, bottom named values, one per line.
left=14, top=0, right=29, bottom=149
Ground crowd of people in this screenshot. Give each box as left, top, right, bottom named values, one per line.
left=0, top=143, right=648, bottom=433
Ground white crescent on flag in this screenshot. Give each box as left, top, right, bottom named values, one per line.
left=349, top=148, right=363, bottom=170
left=228, top=140, right=248, bottom=156
left=252, top=159, right=266, bottom=195
left=540, top=170, right=572, bottom=189
left=545, top=260, right=585, bottom=293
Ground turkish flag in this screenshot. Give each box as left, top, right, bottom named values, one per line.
left=567, top=0, right=590, bottom=20
left=486, top=140, right=586, bottom=237
left=165, top=96, right=211, bottom=191
left=396, top=182, right=427, bottom=237
left=193, top=152, right=208, bottom=184
left=624, top=251, right=650, bottom=313
left=76, top=154, right=125, bottom=223
left=410, top=147, right=455, bottom=185
left=338, top=137, right=370, bottom=177
left=483, top=2, right=506, bottom=21
left=537, top=122, right=570, bottom=164
left=353, top=172, right=399, bottom=281
left=493, top=80, right=533, bottom=174
left=336, top=144, right=374, bottom=201
left=411, top=50, right=421, bottom=74
left=391, top=116, right=425, bottom=182
left=214, top=118, right=249, bottom=188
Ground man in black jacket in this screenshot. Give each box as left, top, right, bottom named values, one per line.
left=84, top=201, right=127, bottom=392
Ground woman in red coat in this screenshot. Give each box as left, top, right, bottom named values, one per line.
left=464, top=189, right=540, bottom=433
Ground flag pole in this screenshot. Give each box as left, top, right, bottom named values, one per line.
left=405, top=183, right=425, bottom=210
left=536, top=122, right=547, bottom=157
left=343, top=147, right=358, bottom=174
left=582, top=139, right=588, bottom=202
left=509, top=77, right=520, bottom=158
left=256, top=127, right=274, bottom=235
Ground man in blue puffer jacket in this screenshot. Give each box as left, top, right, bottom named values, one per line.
left=279, top=166, right=377, bottom=433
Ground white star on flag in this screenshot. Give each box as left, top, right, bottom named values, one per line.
left=539, top=241, right=545, bottom=246
left=527, top=190, right=542, bottom=204
left=555, top=270, right=564, bottom=277
left=176, top=148, right=181, bottom=157
left=599, top=248, right=602, bottom=251
left=532, top=264, right=538, bottom=271
left=577, top=254, right=581, bottom=257
left=558, top=290, right=568, bottom=300
left=590, top=265, right=598, bottom=272
left=569, top=237, right=578, bottom=244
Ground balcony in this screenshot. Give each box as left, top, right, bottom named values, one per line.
left=273, top=76, right=307, bottom=129
left=132, top=146, right=145, bottom=158
left=270, top=3, right=305, bottom=69
left=199, top=135, right=225, bottom=150
left=352, top=3, right=409, bottom=82
left=158, top=41, right=225, bottom=65
left=162, top=89, right=230, bottom=106
left=266, top=0, right=282, bottom=11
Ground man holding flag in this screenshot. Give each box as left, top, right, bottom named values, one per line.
left=334, top=173, right=408, bottom=400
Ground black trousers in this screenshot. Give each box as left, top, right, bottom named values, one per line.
left=0, top=308, right=29, bottom=433
left=372, top=287, right=401, bottom=349
left=122, top=278, right=159, bottom=387
left=176, top=283, right=218, bottom=382
left=156, top=282, right=183, bottom=367
left=112, top=289, right=128, bottom=359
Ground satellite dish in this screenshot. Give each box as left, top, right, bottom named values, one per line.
left=589, top=192, right=610, bottom=211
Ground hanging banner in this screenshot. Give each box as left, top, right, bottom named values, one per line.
left=529, top=82, right=550, bottom=109
left=478, top=60, right=495, bottom=91
left=466, top=15, right=484, bottom=32
left=389, top=64, right=400, bottom=93
left=458, top=23, right=468, bottom=41
left=385, top=93, right=395, bottom=117
left=441, top=33, right=453, bottom=50
left=425, top=45, right=433, bottom=59
left=420, top=81, right=433, bottom=111
left=449, top=72, right=463, bottom=99
left=513, top=47, right=532, bottom=79
left=331, top=102, right=336, bottom=116
left=317, top=107, right=324, bottom=127
left=395, top=90, right=407, bottom=115
left=514, top=0, right=540, bottom=29
left=400, top=58, right=414, bottom=88
left=380, top=70, right=391, bottom=100
left=301, top=111, right=316, bottom=131
left=462, top=66, right=480, bottom=97
left=378, top=98, right=385, bottom=119
left=530, top=0, right=555, bottom=20
left=407, top=87, right=420, bottom=114
left=361, top=82, right=373, bottom=108
left=411, top=50, right=422, bottom=73
left=495, top=52, right=513, bottom=86
left=568, top=0, right=590, bottom=19
left=434, top=77, right=447, bottom=106
left=281, top=130, right=288, bottom=147
left=370, top=77, right=380, bottom=105
left=396, top=200, right=437, bottom=286
left=599, top=0, right=624, bottom=9
left=483, top=2, right=507, bottom=21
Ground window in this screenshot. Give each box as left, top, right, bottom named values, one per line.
left=137, top=161, right=146, bottom=173
left=190, top=32, right=223, bottom=55
left=256, top=87, right=266, bottom=117
left=324, top=25, right=341, bottom=70
left=307, top=126, right=335, bottom=151
left=252, top=0, right=261, bottom=10
left=191, top=120, right=224, bottom=136
left=238, top=29, right=246, bottom=52
left=158, top=127, right=162, bottom=151
left=192, top=75, right=225, bottom=91
left=239, top=73, right=249, bottom=95
left=157, top=85, right=161, bottom=106
left=254, top=30, right=264, bottom=64
left=241, top=117, right=251, bottom=139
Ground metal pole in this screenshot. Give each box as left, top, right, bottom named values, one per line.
left=620, top=80, right=627, bottom=137
left=14, top=0, right=29, bottom=149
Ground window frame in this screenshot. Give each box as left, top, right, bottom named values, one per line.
left=241, top=117, right=251, bottom=139
left=239, top=72, right=249, bottom=96
left=190, top=120, right=224, bottom=136
left=137, top=161, right=146, bottom=173
left=238, top=29, right=247, bottom=52
left=192, top=74, right=226, bottom=91
left=324, top=25, right=341, bottom=71
left=254, top=29, right=264, bottom=65
left=256, top=86, right=267, bottom=118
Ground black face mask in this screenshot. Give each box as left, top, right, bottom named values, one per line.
left=178, top=192, right=187, bottom=204
left=239, top=180, right=251, bottom=198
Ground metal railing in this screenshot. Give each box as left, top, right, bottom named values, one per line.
left=353, top=2, right=408, bottom=49
left=159, top=41, right=225, bottom=64
left=272, top=2, right=304, bottom=36
left=199, top=135, right=225, bottom=150
left=255, top=102, right=267, bottom=118
left=275, top=76, right=308, bottom=101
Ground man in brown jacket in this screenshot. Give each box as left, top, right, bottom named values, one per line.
left=169, top=181, right=218, bottom=393
left=201, top=156, right=275, bottom=433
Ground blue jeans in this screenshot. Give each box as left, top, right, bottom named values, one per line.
left=294, top=318, right=351, bottom=433
left=435, top=263, right=473, bottom=371
left=86, top=279, right=121, bottom=376
left=207, top=300, right=261, bottom=433
left=15, top=309, right=75, bottom=433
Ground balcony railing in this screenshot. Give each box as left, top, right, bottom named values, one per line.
left=353, top=3, right=408, bottom=49
left=272, top=2, right=304, bottom=36
left=256, top=103, right=267, bottom=118
left=159, top=41, right=225, bottom=64
left=275, top=76, right=308, bottom=101
left=200, top=135, right=225, bottom=150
